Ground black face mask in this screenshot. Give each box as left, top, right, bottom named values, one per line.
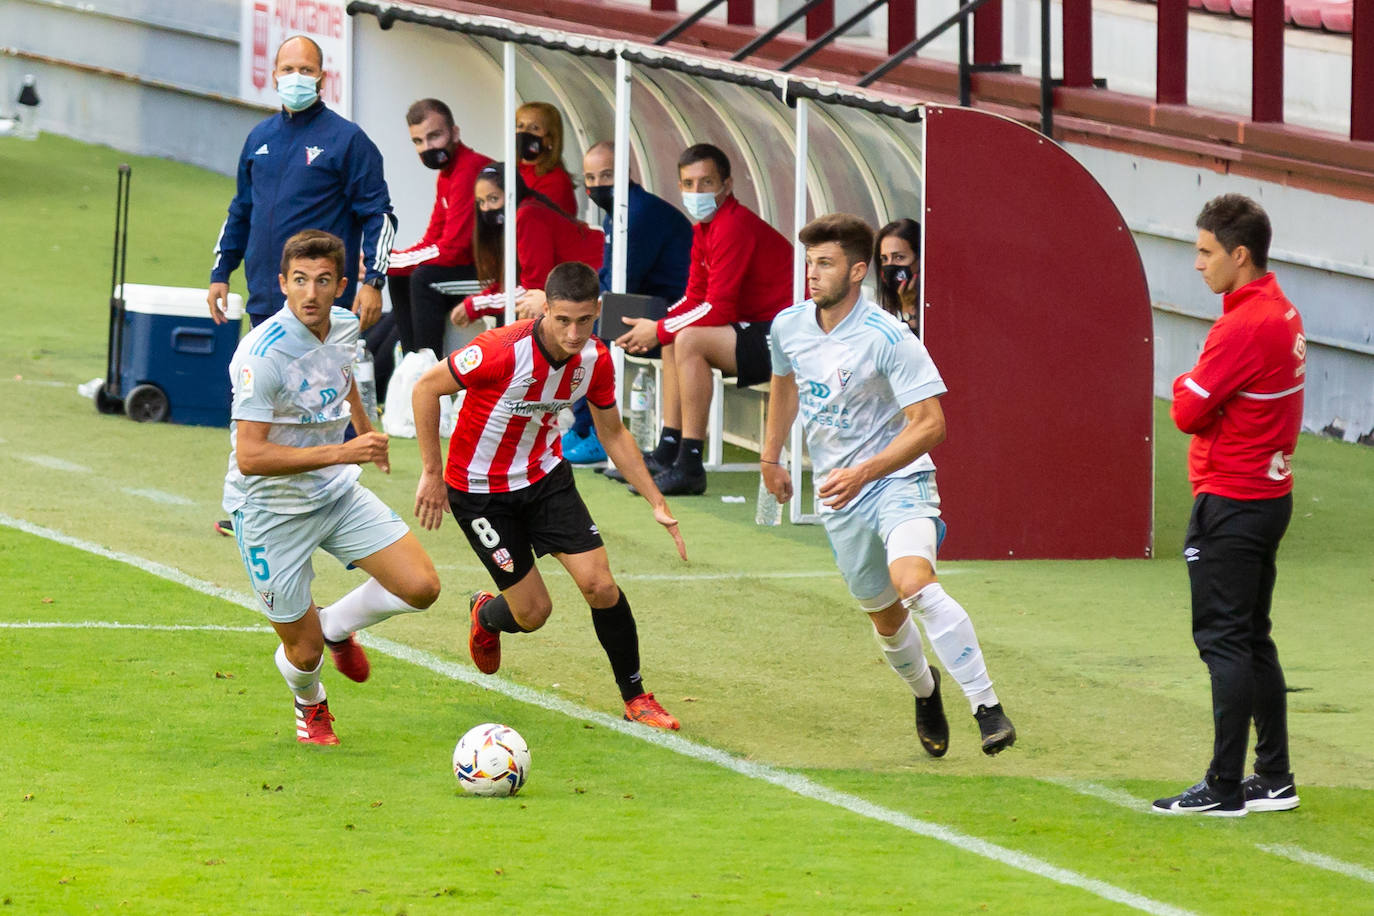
left=881, top=263, right=913, bottom=294
left=478, top=207, right=505, bottom=229
left=419, top=146, right=452, bottom=170
left=516, top=132, right=543, bottom=162
left=586, top=185, right=614, bottom=213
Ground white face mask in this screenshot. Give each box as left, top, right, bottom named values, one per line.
left=276, top=72, right=320, bottom=112
left=681, top=190, right=720, bottom=222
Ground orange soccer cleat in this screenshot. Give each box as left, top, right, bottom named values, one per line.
left=325, top=633, right=370, bottom=683
left=468, top=591, right=502, bottom=675
left=294, top=699, right=339, bottom=745
left=623, top=692, right=680, bottom=730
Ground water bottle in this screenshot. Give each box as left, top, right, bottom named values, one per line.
left=353, top=340, right=381, bottom=430
left=755, top=450, right=785, bottom=526
left=15, top=75, right=39, bottom=141
left=628, top=367, right=655, bottom=451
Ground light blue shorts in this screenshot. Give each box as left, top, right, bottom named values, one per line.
left=233, top=483, right=409, bottom=623
left=821, top=471, right=946, bottom=610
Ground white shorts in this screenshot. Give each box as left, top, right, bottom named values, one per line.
left=233, top=482, right=409, bottom=623
left=821, top=472, right=946, bottom=611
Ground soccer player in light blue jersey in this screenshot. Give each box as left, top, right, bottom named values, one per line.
left=224, top=230, right=440, bottom=745
left=761, top=213, right=1015, bottom=757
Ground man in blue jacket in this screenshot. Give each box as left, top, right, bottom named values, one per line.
left=207, top=35, right=396, bottom=331
left=562, top=140, right=692, bottom=463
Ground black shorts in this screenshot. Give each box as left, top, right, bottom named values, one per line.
left=447, top=461, right=603, bottom=591
left=733, top=321, right=773, bottom=388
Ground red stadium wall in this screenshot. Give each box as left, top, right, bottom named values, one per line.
left=922, top=105, right=1154, bottom=559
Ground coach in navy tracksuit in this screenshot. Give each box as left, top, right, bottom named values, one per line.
left=208, top=35, right=396, bottom=330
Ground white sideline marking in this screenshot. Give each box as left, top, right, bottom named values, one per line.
left=1049, top=779, right=1374, bottom=887
left=18, top=454, right=91, bottom=473
left=1257, top=845, right=1374, bottom=885
left=0, top=512, right=1189, bottom=916
left=0, top=621, right=271, bottom=633
left=1046, top=777, right=1147, bottom=811
left=121, top=487, right=196, bottom=506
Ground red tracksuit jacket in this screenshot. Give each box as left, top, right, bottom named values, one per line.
left=656, top=194, right=793, bottom=346
left=1171, top=272, right=1306, bottom=500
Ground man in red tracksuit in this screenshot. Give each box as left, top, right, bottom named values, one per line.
left=1153, top=194, right=1306, bottom=818
left=614, top=143, right=793, bottom=495
left=387, top=98, right=493, bottom=357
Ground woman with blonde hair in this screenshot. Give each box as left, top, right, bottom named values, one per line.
left=515, top=101, right=578, bottom=217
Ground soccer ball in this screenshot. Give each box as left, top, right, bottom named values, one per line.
left=453, top=723, right=531, bottom=797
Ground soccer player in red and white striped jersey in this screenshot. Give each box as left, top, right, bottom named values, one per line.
left=412, top=262, right=688, bottom=729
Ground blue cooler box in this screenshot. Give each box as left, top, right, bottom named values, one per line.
left=117, top=284, right=243, bottom=427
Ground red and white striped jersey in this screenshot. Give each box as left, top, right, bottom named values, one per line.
left=444, top=318, right=616, bottom=493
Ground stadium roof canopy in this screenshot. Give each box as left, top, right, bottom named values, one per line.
left=348, top=1, right=927, bottom=302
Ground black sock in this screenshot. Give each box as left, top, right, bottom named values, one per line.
left=590, top=590, right=644, bottom=702
left=676, top=438, right=704, bottom=474
left=478, top=593, right=524, bottom=634
left=651, top=427, right=681, bottom=466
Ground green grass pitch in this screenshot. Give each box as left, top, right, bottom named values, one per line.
left=0, top=133, right=1371, bottom=913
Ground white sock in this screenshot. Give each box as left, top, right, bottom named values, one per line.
left=905, top=583, right=998, bottom=712
left=275, top=643, right=325, bottom=705
left=873, top=614, right=936, bottom=698
left=318, top=578, right=425, bottom=643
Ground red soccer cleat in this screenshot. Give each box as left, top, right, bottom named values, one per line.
left=294, top=699, right=339, bottom=745
left=326, top=633, right=370, bottom=683
left=623, top=692, right=680, bottom=730
left=468, top=591, right=501, bottom=675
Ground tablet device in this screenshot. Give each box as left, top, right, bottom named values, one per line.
left=599, top=292, right=669, bottom=359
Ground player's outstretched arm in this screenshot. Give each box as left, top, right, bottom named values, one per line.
left=235, top=419, right=389, bottom=477
left=761, top=373, right=800, bottom=504
left=819, top=397, right=946, bottom=511
left=591, top=404, right=688, bottom=561
left=411, top=362, right=463, bottom=531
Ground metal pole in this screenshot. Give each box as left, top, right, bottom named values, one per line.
left=503, top=41, right=517, bottom=325
left=611, top=51, right=633, bottom=412
left=1040, top=0, right=1053, bottom=136
left=789, top=95, right=809, bottom=523
left=958, top=14, right=971, bottom=107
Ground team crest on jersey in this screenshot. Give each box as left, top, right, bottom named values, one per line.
left=238, top=365, right=255, bottom=396
left=305, top=145, right=324, bottom=165
left=837, top=369, right=853, bottom=390
left=492, top=548, right=515, bottom=573
left=571, top=367, right=586, bottom=387
left=456, top=345, right=483, bottom=375
left=259, top=590, right=275, bottom=610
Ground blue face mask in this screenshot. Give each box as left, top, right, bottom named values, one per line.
left=276, top=72, right=320, bottom=112
left=681, top=190, right=720, bottom=222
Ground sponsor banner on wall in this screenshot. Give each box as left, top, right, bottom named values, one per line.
left=240, top=0, right=352, bottom=116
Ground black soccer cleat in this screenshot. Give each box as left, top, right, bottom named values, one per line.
left=914, top=668, right=949, bottom=758
left=650, top=464, right=708, bottom=496
left=602, top=451, right=667, bottom=484
left=214, top=518, right=234, bottom=537
left=1241, top=773, right=1300, bottom=812
left=974, top=703, right=1016, bottom=756
left=1152, top=779, right=1246, bottom=816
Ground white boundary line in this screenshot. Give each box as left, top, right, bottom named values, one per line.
left=1255, top=845, right=1374, bottom=885
left=1048, top=778, right=1374, bottom=887
left=0, top=511, right=1192, bottom=915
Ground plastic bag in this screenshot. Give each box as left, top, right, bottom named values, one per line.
left=383, top=348, right=458, bottom=439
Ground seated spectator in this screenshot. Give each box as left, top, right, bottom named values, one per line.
left=875, top=218, right=922, bottom=336
left=454, top=163, right=604, bottom=326
left=516, top=102, right=578, bottom=218
left=387, top=98, right=494, bottom=356
left=613, top=143, right=792, bottom=496
left=561, top=140, right=694, bottom=465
